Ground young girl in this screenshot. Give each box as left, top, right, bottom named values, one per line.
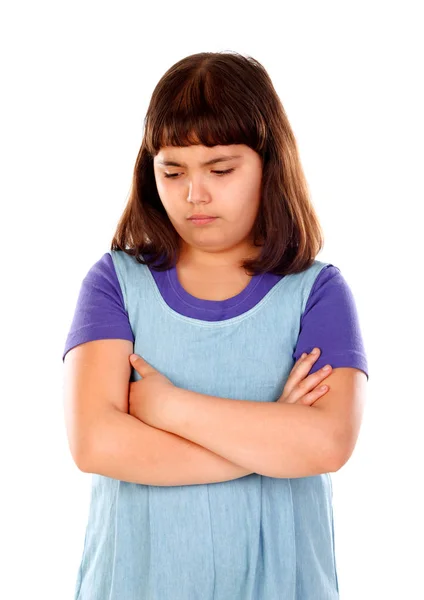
left=63, top=51, right=368, bottom=599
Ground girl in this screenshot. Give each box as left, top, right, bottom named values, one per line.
left=63, top=51, right=368, bottom=599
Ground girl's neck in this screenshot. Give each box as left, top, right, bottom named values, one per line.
left=178, top=243, right=261, bottom=272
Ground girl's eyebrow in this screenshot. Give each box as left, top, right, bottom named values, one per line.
left=156, top=154, right=243, bottom=167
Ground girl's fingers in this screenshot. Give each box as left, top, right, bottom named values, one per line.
left=296, top=351, right=311, bottom=364
left=283, top=383, right=329, bottom=405
left=296, top=365, right=332, bottom=396
left=280, top=348, right=332, bottom=405
left=297, top=349, right=320, bottom=369
left=301, top=384, right=329, bottom=405
left=286, top=352, right=333, bottom=403
left=286, top=349, right=321, bottom=392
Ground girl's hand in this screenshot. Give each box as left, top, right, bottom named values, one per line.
left=278, top=348, right=332, bottom=406
left=128, top=354, right=176, bottom=428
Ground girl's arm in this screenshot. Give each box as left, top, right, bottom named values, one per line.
left=64, top=339, right=254, bottom=487
left=153, top=370, right=365, bottom=479
left=81, top=408, right=254, bottom=486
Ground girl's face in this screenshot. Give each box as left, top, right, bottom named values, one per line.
left=153, top=143, right=263, bottom=265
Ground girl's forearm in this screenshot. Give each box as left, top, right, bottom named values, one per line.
left=82, top=408, right=254, bottom=486
left=161, top=387, right=336, bottom=478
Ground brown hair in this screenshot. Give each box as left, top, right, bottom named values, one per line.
left=111, top=51, right=324, bottom=276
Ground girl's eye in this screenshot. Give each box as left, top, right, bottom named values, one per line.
left=164, top=168, right=234, bottom=179
left=213, top=169, right=234, bottom=176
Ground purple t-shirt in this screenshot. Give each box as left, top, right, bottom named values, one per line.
left=62, top=252, right=369, bottom=380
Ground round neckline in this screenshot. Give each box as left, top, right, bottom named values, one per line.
left=167, top=263, right=265, bottom=310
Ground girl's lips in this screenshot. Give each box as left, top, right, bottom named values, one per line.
left=189, top=217, right=217, bottom=225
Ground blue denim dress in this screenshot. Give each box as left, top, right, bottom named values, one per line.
left=74, top=250, right=339, bottom=599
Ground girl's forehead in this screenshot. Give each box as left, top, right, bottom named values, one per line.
left=158, top=143, right=244, bottom=152
left=154, top=145, right=247, bottom=168
left=155, top=144, right=248, bottom=160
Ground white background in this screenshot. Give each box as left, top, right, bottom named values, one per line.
left=1, top=1, right=422, bottom=598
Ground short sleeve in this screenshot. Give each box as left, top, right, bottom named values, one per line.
left=62, top=252, right=135, bottom=362
left=293, top=265, right=369, bottom=380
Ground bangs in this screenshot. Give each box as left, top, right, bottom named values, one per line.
left=144, top=69, right=268, bottom=156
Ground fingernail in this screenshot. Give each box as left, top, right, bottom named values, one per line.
left=311, top=348, right=319, bottom=355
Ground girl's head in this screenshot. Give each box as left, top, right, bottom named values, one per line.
left=111, top=51, right=324, bottom=275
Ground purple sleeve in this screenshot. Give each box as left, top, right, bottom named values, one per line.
left=293, top=265, right=369, bottom=380
left=62, top=253, right=134, bottom=362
